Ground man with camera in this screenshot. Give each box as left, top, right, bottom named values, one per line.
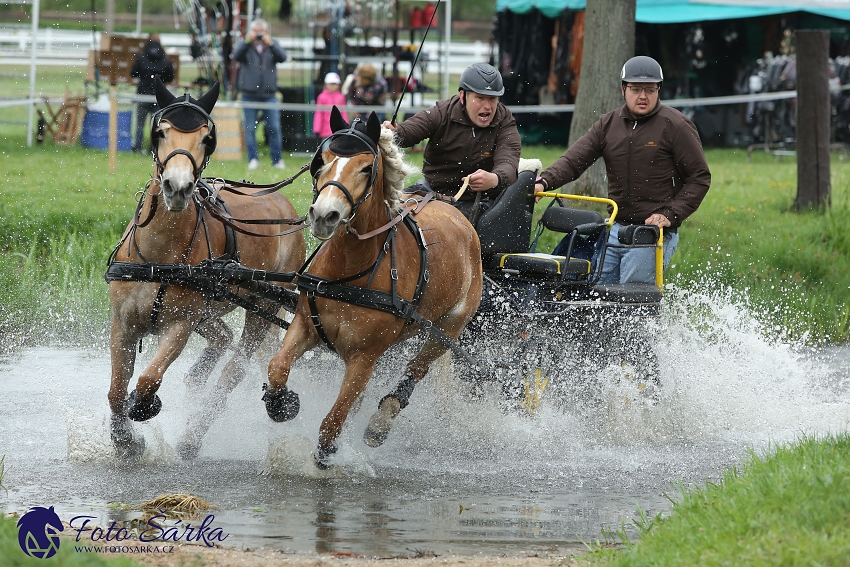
left=233, top=18, right=288, bottom=170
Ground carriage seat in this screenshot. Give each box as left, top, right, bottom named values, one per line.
left=484, top=205, right=606, bottom=281
left=476, top=170, right=536, bottom=259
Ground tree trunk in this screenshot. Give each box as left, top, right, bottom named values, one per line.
left=795, top=30, right=831, bottom=210
left=566, top=0, right=636, bottom=197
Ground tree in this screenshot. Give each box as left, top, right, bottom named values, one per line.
left=565, top=0, right=636, bottom=197
left=795, top=30, right=831, bottom=210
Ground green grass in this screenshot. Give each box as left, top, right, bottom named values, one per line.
left=2, top=118, right=850, bottom=345
left=583, top=434, right=850, bottom=566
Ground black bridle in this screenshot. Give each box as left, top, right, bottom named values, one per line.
left=310, top=119, right=380, bottom=226
left=150, top=94, right=218, bottom=181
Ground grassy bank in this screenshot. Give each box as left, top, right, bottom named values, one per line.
left=1, top=128, right=850, bottom=346
left=583, top=434, right=850, bottom=566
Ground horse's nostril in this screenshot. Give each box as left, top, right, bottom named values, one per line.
left=326, top=211, right=340, bottom=225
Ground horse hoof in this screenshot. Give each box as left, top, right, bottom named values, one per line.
left=262, top=384, right=300, bottom=422
left=110, top=416, right=146, bottom=460
left=363, top=396, right=401, bottom=448
left=125, top=390, right=162, bottom=422
left=313, top=444, right=337, bottom=470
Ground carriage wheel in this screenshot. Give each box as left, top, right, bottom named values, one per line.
left=593, top=326, right=661, bottom=405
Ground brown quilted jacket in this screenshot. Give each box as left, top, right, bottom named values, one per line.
left=539, top=102, right=711, bottom=228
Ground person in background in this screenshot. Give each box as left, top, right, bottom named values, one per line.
left=233, top=18, right=288, bottom=171
left=534, top=56, right=711, bottom=285
left=347, top=63, right=388, bottom=122
left=131, top=34, right=174, bottom=154
left=383, top=63, right=521, bottom=221
left=313, top=72, right=347, bottom=139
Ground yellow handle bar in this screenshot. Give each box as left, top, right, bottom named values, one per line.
left=534, top=191, right=619, bottom=226
left=534, top=191, right=664, bottom=290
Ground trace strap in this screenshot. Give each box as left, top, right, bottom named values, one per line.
left=296, top=202, right=478, bottom=366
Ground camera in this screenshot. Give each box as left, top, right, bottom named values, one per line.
left=255, top=33, right=263, bottom=41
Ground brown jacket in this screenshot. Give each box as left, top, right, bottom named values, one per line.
left=539, top=102, right=711, bottom=228
left=394, top=96, right=521, bottom=200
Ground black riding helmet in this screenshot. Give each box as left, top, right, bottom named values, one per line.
left=620, top=55, right=663, bottom=88
left=458, top=63, right=505, bottom=97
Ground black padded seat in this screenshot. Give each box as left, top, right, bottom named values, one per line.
left=486, top=252, right=591, bottom=279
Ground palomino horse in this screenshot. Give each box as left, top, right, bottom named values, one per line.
left=261, top=108, right=483, bottom=468
left=106, top=79, right=305, bottom=459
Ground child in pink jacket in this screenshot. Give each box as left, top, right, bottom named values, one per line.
left=313, top=72, right=347, bottom=138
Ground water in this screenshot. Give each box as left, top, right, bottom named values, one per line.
left=1, top=284, right=849, bottom=556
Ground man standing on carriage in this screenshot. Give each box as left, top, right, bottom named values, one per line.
left=534, top=56, right=711, bottom=285
left=383, top=63, right=522, bottom=221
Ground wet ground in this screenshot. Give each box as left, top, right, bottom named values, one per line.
left=2, top=288, right=849, bottom=556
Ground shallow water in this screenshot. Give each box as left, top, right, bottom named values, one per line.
left=1, top=285, right=849, bottom=556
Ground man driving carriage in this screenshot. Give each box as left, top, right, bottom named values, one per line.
left=383, top=63, right=522, bottom=221
left=534, top=56, right=711, bottom=285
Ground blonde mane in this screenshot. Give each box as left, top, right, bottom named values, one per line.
left=379, top=127, right=419, bottom=210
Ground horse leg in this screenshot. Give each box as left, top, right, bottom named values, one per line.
left=176, top=312, right=271, bottom=459
left=125, top=320, right=193, bottom=422
left=108, top=321, right=145, bottom=459
left=184, top=317, right=234, bottom=391
left=264, top=315, right=319, bottom=423
left=364, top=334, right=449, bottom=448
left=315, top=355, right=378, bottom=469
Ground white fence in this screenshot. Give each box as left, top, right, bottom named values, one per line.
left=0, top=28, right=490, bottom=76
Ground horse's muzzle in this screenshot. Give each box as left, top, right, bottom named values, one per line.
left=308, top=206, right=342, bottom=240
left=162, top=178, right=193, bottom=212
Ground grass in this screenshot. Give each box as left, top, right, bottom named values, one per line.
left=582, top=434, right=850, bottom=566
left=1, top=126, right=850, bottom=346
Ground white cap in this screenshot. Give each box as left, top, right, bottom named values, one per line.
left=324, top=72, right=341, bottom=84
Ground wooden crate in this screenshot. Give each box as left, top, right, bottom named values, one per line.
left=211, top=107, right=243, bottom=161
left=86, top=34, right=180, bottom=85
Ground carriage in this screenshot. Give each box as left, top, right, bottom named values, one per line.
left=105, top=82, right=664, bottom=466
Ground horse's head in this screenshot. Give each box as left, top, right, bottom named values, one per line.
left=151, top=78, right=219, bottom=212
left=308, top=107, right=382, bottom=240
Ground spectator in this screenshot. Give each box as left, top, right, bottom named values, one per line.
left=233, top=18, right=288, bottom=170
left=347, top=63, right=388, bottom=122
left=131, top=34, right=174, bottom=154
left=313, top=72, right=347, bottom=139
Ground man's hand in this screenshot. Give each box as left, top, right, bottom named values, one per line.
left=533, top=182, right=547, bottom=203
left=381, top=120, right=398, bottom=131
left=645, top=213, right=671, bottom=227
left=468, top=169, right=498, bottom=192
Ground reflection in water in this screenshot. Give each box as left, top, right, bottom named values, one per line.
left=1, top=283, right=850, bottom=555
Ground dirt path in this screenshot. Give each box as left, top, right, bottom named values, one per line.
left=122, top=542, right=586, bottom=567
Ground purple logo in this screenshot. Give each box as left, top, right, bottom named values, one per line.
left=17, top=506, right=64, bottom=559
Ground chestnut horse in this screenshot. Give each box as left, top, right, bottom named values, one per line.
left=261, top=109, right=483, bottom=468
left=106, top=80, right=306, bottom=459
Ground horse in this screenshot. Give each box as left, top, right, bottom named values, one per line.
left=261, top=108, right=483, bottom=468
left=106, top=79, right=306, bottom=459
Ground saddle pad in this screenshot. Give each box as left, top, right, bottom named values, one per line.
left=489, top=252, right=591, bottom=278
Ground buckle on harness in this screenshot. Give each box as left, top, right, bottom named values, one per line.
left=390, top=269, right=399, bottom=281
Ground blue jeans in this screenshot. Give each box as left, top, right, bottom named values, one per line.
left=242, top=94, right=282, bottom=163
left=599, top=223, right=680, bottom=285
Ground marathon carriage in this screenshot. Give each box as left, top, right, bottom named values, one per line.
left=105, top=82, right=663, bottom=465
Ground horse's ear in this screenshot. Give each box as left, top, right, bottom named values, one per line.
left=196, top=82, right=220, bottom=114
left=155, top=76, right=177, bottom=107
left=330, top=106, right=349, bottom=133
left=365, top=112, right=381, bottom=145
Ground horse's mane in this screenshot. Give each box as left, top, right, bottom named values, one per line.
left=379, top=127, right=419, bottom=210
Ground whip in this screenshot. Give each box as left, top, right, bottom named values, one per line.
left=390, top=0, right=442, bottom=126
